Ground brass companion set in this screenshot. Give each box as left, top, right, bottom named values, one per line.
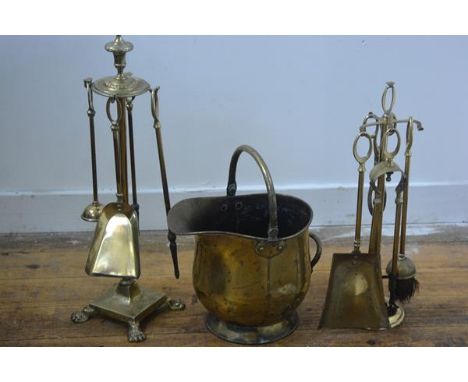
left=71, top=36, right=424, bottom=344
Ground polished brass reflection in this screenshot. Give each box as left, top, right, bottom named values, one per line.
left=86, top=202, right=140, bottom=278
left=85, top=97, right=140, bottom=278
left=72, top=36, right=184, bottom=342
left=168, top=145, right=322, bottom=344
left=320, top=82, right=423, bottom=330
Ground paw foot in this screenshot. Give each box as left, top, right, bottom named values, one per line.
left=71, top=306, right=95, bottom=323
left=128, top=321, right=146, bottom=342
left=168, top=298, right=185, bottom=311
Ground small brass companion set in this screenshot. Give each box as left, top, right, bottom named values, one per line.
left=71, top=36, right=424, bottom=344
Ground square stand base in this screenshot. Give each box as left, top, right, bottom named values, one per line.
left=71, top=280, right=185, bottom=342
left=90, top=283, right=167, bottom=323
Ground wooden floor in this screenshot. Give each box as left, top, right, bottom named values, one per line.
left=1, top=225, right=467, bottom=346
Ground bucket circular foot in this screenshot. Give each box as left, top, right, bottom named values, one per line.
left=205, top=312, right=298, bottom=345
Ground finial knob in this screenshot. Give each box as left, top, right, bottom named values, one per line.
left=105, top=35, right=134, bottom=75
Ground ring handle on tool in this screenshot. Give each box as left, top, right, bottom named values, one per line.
left=382, top=128, right=401, bottom=161
left=381, top=81, right=396, bottom=114
left=226, top=145, right=278, bottom=241
left=309, top=232, right=322, bottom=271
left=106, top=96, right=120, bottom=129
left=362, top=112, right=379, bottom=126
left=367, top=183, right=387, bottom=216
left=106, top=96, right=123, bottom=202
left=360, top=112, right=380, bottom=135
left=360, top=112, right=381, bottom=164
left=353, top=132, right=373, bottom=167
left=367, top=130, right=402, bottom=213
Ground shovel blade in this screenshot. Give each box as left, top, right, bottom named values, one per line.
left=86, top=202, right=140, bottom=279
left=319, top=252, right=389, bottom=330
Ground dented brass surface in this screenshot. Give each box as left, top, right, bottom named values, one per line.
left=169, top=145, right=321, bottom=344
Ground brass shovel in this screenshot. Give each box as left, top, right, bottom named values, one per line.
left=85, top=202, right=140, bottom=278
left=86, top=97, right=140, bottom=279
left=319, top=130, right=389, bottom=329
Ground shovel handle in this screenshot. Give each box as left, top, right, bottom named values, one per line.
left=226, top=145, right=278, bottom=241
left=309, top=232, right=322, bottom=271
left=352, top=132, right=372, bottom=251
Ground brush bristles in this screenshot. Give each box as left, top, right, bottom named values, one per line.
left=395, top=277, right=419, bottom=303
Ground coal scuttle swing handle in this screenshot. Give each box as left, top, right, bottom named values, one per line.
left=226, top=144, right=279, bottom=241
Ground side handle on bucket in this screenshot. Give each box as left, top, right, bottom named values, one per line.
left=226, top=145, right=279, bottom=241
left=309, top=232, right=322, bottom=272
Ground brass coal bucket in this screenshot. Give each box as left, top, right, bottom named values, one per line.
left=168, top=145, right=321, bottom=344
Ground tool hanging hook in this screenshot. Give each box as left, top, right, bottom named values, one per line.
left=106, top=96, right=121, bottom=127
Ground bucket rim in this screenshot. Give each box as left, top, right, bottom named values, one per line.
left=168, top=192, right=313, bottom=241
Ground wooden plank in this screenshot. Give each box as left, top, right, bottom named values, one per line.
left=2, top=243, right=467, bottom=279
left=0, top=229, right=467, bottom=346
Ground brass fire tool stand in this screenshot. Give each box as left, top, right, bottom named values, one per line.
left=71, top=36, right=184, bottom=342
left=320, top=82, right=423, bottom=330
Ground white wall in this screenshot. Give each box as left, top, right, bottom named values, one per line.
left=0, top=36, right=467, bottom=232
